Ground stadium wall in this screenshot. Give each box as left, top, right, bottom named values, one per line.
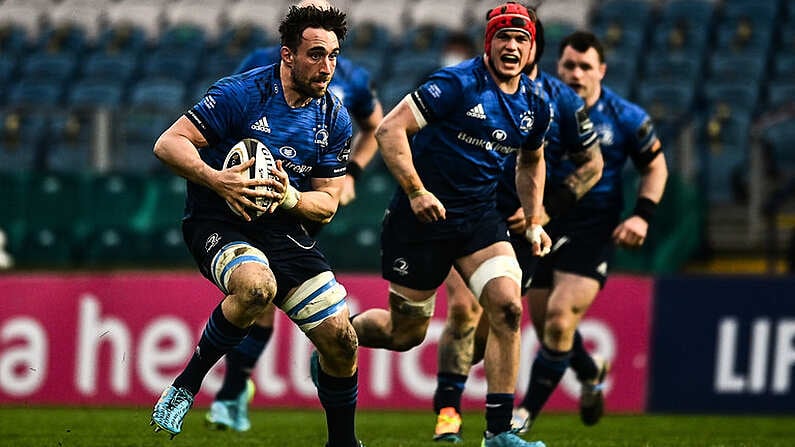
left=3, top=273, right=793, bottom=413
left=0, top=272, right=650, bottom=412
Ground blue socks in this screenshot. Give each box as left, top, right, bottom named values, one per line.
left=216, top=324, right=273, bottom=400
left=316, top=364, right=359, bottom=447
left=434, top=372, right=468, bottom=414
left=569, top=330, right=598, bottom=382
left=485, top=393, right=514, bottom=435
left=173, top=304, right=250, bottom=395
left=520, top=343, right=572, bottom=420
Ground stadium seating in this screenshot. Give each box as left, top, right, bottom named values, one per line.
left=81, top=226, right=149, bottom=267
left=68, top=79, right=126, bottom=108
left=115, top=108, right=175, bottom=172
left=8, top=79, right=63, bottom=107
left=765, top=80, right=795, bottom=109
left=0, top=0, right=788, bottom=271
left=80, top=52, right=139, bottom=84
left=129, top=78, right=187, bottom=110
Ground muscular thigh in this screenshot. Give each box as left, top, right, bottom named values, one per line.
left=546, top=271, right=600, bottom=319
left=183, top=219, right=332, bottom=305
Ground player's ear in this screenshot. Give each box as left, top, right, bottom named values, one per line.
left=280, top=46, right=294, bottom=66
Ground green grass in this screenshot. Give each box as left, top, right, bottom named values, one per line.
left=1, top=407, right=794, bottom=447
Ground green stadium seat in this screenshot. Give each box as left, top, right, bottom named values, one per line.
left=12, top=225, right=76, bottom=269
left=0, top=171, right=29, bottom=247
left=25, top=171, right=90, bottom=236
left=84, top=171, right=150, bottom=232
left=139, top=224, right=194, bottom=268
left=81, top=226, right=149, bottom=268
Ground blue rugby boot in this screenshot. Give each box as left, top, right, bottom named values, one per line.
left=233, top=378, right=256, bottom=431
left=205, top=400, right=236, bottom=430
left=481, top=429, right=546, bottom=447
left=151, top=386, right=194, bottom=438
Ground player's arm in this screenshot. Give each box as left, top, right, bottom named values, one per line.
left=154, top=116, right=272, bottom=220
left=340, top=99, right=385, bottom=205
left=376, top=96, right=445, bottom=222
left=516, top=143, right=551, bottom=255
left=543, top=101, right=604, bottom=222
left=272, top=171, right=344, bottom=224
left=564, top=141, right=603, bottom=198
left=613, top=139, right=668, bottom=247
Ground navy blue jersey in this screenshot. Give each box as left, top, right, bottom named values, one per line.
left=235, top=47, right=377, bottom=122
left=184, top=64, right=353, bottom=227
left=393, top=56, right=551, bottom=236
left=569, top=86, right=659, bottom=213
left=497, top=70, right=597, bottom=218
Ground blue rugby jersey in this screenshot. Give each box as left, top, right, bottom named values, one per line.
left=571, top=85, right=659, bottom=214
left=393, top=56, right=551, bottom=232
left=184, top=64, right=353, bottom=225
left=235, top=47, right=377, bottom=122
left=497, top=70, right=598, bottom=219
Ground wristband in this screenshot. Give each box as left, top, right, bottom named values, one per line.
left=279, top=185, right=301, bottom=209
left=408, top=189, right=430, bottom=199
left=543, top=184, right=577, bottom=218
left=633, top=197, right=657, bottom=223
left=346, top=162, right=363, bottom=181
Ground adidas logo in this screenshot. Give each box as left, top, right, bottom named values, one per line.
left=596, top=262, right=608, bottom=276
left=251, top=116, right=271, bottom=133
left=466, top=103, right=486, bottom=119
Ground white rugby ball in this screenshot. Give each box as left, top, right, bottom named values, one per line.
left=222, top=138, right=278, bottom=218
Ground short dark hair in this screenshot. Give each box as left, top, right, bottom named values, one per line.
left=558, top=31, right=605, bottom=63
left=278, top=5, right=347, bottom=51
left=532, top=16, right=545, bottom=65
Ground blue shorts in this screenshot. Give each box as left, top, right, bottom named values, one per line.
left=380, top=208, right=511, bottom=290
left=528, top=210, right=619, bottom=290
left=182, top=218, right=332, bottom=306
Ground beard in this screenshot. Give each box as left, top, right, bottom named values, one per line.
left=291, top=69, right=329, bottom=99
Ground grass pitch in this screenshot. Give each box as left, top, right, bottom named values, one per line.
left=1, top=406, right=793, bottom=447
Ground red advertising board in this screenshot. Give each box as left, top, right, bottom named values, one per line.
left=0, top=272, right=651, bottom=412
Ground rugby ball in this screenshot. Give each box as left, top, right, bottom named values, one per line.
left=222, top=138, right=278, bottom=218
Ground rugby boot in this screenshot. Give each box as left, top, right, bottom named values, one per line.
left=433, top=406, right=463, bottom=443
left=580, top=354, right=610, bottom=426
left=151, top=386, right=194, bottom=438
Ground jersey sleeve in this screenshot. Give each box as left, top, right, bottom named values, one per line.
left=346, top=65, right=378, bottom=121
left=408, top=69, right=463, bottom=126
left=314, top=101, right=353, bottom=179
left=624, top=105, right=661, bottom=168
left=523, top=98, right=552, bottom=152
left=185, top=77, right=247, bottom=146
left=558, top=90, right=598, bottom=156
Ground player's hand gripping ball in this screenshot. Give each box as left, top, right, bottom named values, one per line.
left=222, top=138, right=278, bottom=218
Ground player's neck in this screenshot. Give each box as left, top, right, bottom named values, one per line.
left=279, top=64, right=314, bottom=108
left=585, top=85, right=601, bottom=108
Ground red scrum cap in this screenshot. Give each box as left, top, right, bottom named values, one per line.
left=484, top=2, right=536, bottom=55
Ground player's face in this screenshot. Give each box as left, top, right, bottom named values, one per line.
left=489, top=30, right=533, bottom=80
left=289, top=27, right=339, bottom=98
left=557, top=45, right=605, bottom=106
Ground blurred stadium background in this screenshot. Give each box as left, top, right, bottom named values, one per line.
left=1, top=0, right=794, bottom=436
left=0, top=0, right=793, bottom=273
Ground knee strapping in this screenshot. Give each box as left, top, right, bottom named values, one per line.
left=467, top=255, right=522, bottom=299
left=210, top=242, right=270, bottom=295
left=280, top=271, right=347, bottom=332
left=388, top=286, right=436, bottom=318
